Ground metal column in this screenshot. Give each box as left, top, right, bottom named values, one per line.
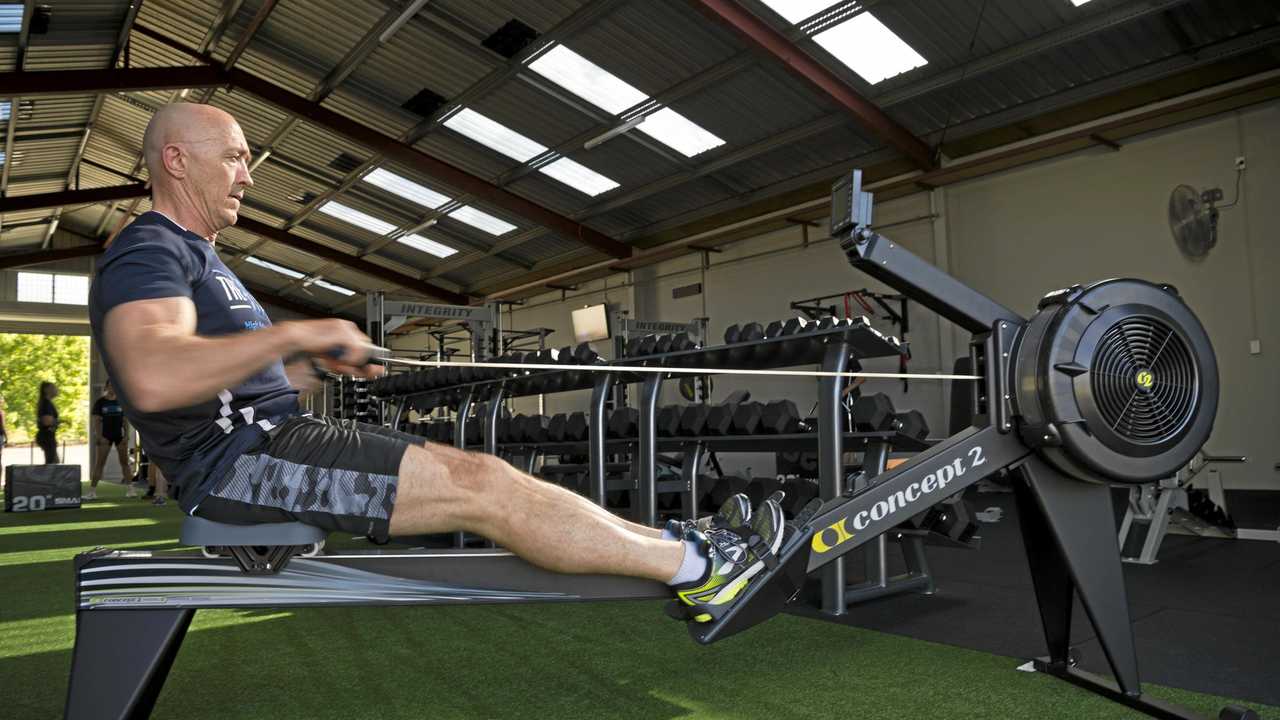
left=636, top=374, right=663, bottom=527
left=818, top=336, right=852, bottom=615
left=588, top=374, right=615, bottom=506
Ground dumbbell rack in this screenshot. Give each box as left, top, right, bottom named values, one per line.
left=375, top=317, right=949, bottom=614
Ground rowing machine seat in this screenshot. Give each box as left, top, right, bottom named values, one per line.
left=180, top=516, right=327, bottom=547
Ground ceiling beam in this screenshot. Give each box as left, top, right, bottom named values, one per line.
left=690, top=0, right=934, bottom=171
left=0, top=1, right=34, bottom=199
left=0, top=183, right=149, bottom=213
left=0, top=243, right=103, bottom=271
left=233, top=215, right=468, bottom=305
left=242, top=278, right=358, bottom=321
left=0, top=66, right=225, bottom=98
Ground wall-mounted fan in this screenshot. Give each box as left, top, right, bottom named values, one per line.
left=1168, top=184, right=1223, bottom=261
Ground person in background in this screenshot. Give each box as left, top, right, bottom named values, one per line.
left=0, top=393, right=8, bottom=488
left=35, top=381, right=60, bottom=465
left=87, top=381, right=132, bottom=501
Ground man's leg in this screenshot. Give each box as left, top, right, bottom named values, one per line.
left=389, top=443, right=685, bottom=583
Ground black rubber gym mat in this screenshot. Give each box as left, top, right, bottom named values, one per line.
left=786, top=493, right=1280, bottom=706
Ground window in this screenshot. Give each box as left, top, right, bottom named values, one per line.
left=444, top=108, right=619, bottom=196
left=316, top=201, right=398, bottom=235
left=811, top=12, right=927, bottom=84
left=363, top=168, right=451, bottom=209
left=528, top=45, right=725, bottom=157
left=16, top=272, right=53, bottom=303
left=311, top=279, right=355, bottom=296
left=17, top=272, right=88, bottom=305
left=760, top=0, right=837, bottom=24
left=363, top=167, right=516, bottom=236
left=759, top=2, right=927, bottom=84
left=54, top=275, right=89, bottom=305
left=244, top=256, right=305, bottom=280
left=0, top=5, right=22, bottom=33
left=0, top=100, right=8, bottom=122
left=397, top=234, right=457, bottom=259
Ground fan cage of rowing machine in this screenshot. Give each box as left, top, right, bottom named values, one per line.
left=1013, top=279, right=1217, bottom=484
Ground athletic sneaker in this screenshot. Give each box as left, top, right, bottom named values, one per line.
left=666, top=493, right=752, bottom=541
left=672, top=497, right=786, bottom=623
left=83, top=489, right=96, bottom=501
left=125, top=485, right=139, bottom=498
left=152, top=496, right=166, bottom=506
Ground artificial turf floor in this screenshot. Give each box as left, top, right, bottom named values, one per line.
left=2, top=480, right=1275, bottom=720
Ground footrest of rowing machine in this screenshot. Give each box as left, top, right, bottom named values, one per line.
left=684, top=525, right=814, bottom=645
left=180, top=516, right=328, bottom=547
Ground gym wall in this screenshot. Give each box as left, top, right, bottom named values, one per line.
left=493, top=98, right=1278, bottom=487
left=944, top=98, right=1278, bottom=490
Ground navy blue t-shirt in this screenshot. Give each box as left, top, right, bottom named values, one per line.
left=88, top=212, right=300, bottom=513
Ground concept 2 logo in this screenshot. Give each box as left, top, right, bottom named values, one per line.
left=811, top=446, right=987, bottom=554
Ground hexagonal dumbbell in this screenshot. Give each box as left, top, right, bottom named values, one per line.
left=852, top=393, right=897, bottom=431
left=760, top=400, right=801, bottom=434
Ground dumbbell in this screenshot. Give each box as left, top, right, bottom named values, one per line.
left=437, top=423, right=455, bottom=445
left=494, top=417, right=512, bottom=444
left=657, top=405, right=684, bottom=437
left=723, top=322, right=764, bottom=364
left=680, top=404, right=712, bottom=436
left=547, top=413, right=569, bottom=442
left=708, top=476, right=749, bottom=511
left=746, top=476, right=785, bottom=507
left=564, top=411, right=589, bottom=441
left=608, top=408, right=640, bottom=438
left=730, top=402, right=765, bottom=435
left=652, top=334, right=675, bottom=355
left=521, top=414, right=550, bottom=443
left=852, top=393, right=897, bottom=431
left=895, top=409, right=929, bottom=440
left=760, top=400, right=801, bottom=434
left=704, top=403, right=737, bottom=436
left=780, top=478, right=821, bottom=519
left=625, top=335, right=659, bottom=357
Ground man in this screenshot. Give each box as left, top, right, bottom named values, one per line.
left=87, top=381, right=132, bottom=501
left=88, top=103, right=782, bottom=623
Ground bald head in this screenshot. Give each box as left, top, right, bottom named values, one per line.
left=143, top=103, right=240, bottom=179
left=142, top=103, right=253, bottom=239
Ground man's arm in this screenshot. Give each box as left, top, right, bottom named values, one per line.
left=102, top=296, right=376, bottom=413
left=92, top=414, right=102, bottom=439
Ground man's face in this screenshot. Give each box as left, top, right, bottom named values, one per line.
left=182, top=121, right=253, bottom=232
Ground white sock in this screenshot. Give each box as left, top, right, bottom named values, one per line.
left=668, top=539, right=709, bottom=586
left=660, top=524, right=678, bottom=542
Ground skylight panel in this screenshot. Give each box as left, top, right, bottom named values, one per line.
left=759, top=0, right=837, bottom=24
left=1069, top=0, right=1093, bottom=5
left=449, top=206, right=517, bottom=236
left=445, top=108, right=619, bottom=196
left=245, top=256, right=305, bottom=280
left=312, top=279, right=355, bottom=296
left=363, top=167, right=451, bottom=209
left=528, top=45, right=647, bottom=115
left=316, top=201, right=398, bottom=235
left=812, top=13, right=926, bottom=84
left=0, top=5, right=22, bottom=33
left=444, top=108, right=546, bottom=162
left=528, top=45, right=724, bottom=158
left=637, top=108, right=725, bottom=157
left=0, top=101, right=9, bottom=122
left=398, top=234, right=458, bottom=258
left=540, top=158, right=619, bottom=197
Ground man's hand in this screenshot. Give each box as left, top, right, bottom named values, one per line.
left=284, top=358, right=325, bottom=393
left=278, top=319, right=384, bottom=379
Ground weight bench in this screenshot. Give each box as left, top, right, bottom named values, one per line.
left=181, top=516, right=327, bottom=574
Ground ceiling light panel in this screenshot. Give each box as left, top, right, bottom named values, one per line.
left=812, top=12, right=927, bottom=84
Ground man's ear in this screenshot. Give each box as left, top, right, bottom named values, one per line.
left=163, top=144, right=186, bottom=179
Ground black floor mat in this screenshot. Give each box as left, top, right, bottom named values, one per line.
left=787, top=492, right=1280, bottom=707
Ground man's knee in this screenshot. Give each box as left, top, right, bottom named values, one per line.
left=400, top=444, right=508, bottom=500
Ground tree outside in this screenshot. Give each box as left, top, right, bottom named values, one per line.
left=0, top=333, right=91, bottom=444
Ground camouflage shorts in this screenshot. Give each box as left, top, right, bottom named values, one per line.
left=197, top=415, right=419, bottom=543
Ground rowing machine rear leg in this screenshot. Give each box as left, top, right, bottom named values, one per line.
left=65, top=608, right=194, bottom=720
